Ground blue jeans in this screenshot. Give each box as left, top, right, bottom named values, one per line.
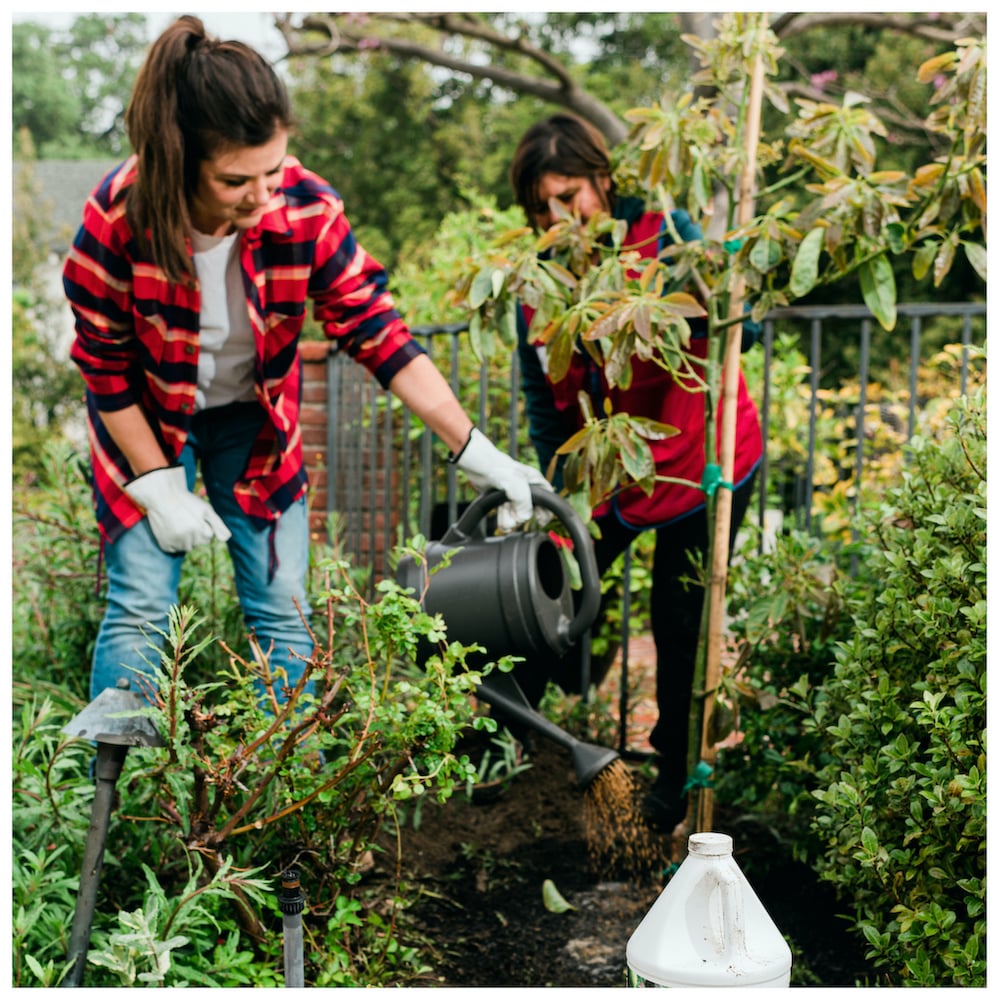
left=90, top=402, right=314, bottom=703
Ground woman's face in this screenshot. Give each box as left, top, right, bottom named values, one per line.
left=189, top=129, right=289, bottom=237
left=530, top=172, right=612, bottom=230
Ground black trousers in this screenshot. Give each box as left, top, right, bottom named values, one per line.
left=510, top=475, right=756, bottom=789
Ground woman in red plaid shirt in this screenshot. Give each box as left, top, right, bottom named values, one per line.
left=63, top=15, right=549, bottom=705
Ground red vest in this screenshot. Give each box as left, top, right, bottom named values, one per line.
left=525, top=212, right=762, bottom=528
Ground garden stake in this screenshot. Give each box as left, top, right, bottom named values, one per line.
left=695, top=14, right=768, bottom=836
left=277, top=867, right=306, bottom=987
left=61, top=679, right=164, bottom=988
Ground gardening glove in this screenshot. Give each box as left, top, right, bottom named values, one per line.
left=124, top=465, right=231, bottom=553
left=452, top=428, right=553, bottom=532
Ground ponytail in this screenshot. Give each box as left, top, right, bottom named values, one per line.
left=124, top=15, right=291, bottom=284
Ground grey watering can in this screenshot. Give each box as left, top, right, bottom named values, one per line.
left=397, top=486, right=618, bottom=788
left=396, top=485, right=602, bottom=661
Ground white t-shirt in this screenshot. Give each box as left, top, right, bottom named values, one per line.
left=190, top=230, right=257, bottom=411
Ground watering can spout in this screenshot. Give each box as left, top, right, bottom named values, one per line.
left=570, top=739, right=622, bottom=790
left=475, top=672, right=618, bottom=789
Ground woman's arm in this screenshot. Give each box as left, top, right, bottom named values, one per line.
left=386, top=353, right=474, bottom=456
left=99, top=405, right=171, bottom=477
left=387, top=353, right=551, bottom=531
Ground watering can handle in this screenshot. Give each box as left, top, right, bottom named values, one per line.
left=440, top=485, right=601, bottom=646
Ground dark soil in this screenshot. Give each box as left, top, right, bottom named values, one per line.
left=374, top=735, right=876, bottom=988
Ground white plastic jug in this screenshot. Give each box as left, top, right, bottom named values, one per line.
left=626, top=832, right=792, bottom=988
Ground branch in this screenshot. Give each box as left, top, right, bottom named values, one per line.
left=780, top=81, right=947, bottom=150
left=276, top=12, right=628, bottom=145
left=774, top=11, right=985, bottom=45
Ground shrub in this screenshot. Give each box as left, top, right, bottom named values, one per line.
left=11, top=462, right=511, bottom=986
left=12, top=443, right=105, bottom=701
left=714, top=526, right=866, bottom=828
left=805, top=385, right=986, bottom=986
left=12, top=439, right=253, bottom=699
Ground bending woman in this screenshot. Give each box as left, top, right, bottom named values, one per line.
left=507, top=114, right=763, bottom=832
left=64, top=16, right=549, bottom=704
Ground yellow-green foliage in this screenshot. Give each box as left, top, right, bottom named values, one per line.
left=744, top=334, right=984, bottom=541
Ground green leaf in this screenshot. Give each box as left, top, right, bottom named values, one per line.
left=858, top=254, right=896, bottom=331
left=749, top=233, right=783, bottom=274
left=934, top=238, right=956, bottom=286
left=885, top=222, right=907, bottom=254
left=468, top=268, right=496, bottom=310
left=467, top=310, right=487, bottom=361
left=910, top=242, right=936, bottom=282
left=789, top=227, right=824, bottom=299
left=542, top=878, right=576, bottom=913
left=963, top=239, right=987, bottom=281
left=498, top=295, right=519, bottom=346
left=691, top=159, right=712, bottom=212
left=618, top=434, right=655, bottom=484
left=861, top=826, right=879, bottom=854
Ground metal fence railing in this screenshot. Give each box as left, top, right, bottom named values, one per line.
left=757, top=302, right=983, bottom=540
left=321, top=300, right=983, bottom=747
left=325, top=301, right=984, bottom=586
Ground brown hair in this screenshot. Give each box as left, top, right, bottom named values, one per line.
left=124, top=15, right=292, bottom=283
left=509, top=113, right=616, bottom=224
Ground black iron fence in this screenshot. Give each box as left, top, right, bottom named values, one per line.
left=324, top=301, right=984, bottom=583
left=756, top=303, right=983, bottom=540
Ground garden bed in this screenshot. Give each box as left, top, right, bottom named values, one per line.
left=372, top=734, right=875, bottom=987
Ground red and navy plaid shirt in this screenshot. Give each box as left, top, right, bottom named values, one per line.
left=64, top=155, right=425, bottom=543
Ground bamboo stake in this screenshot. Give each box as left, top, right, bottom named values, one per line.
left=696, top=17, right=768, bottom=834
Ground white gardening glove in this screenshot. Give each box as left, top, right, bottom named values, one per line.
left=453, top=428, right=553, bottom=532
left=124, top=465, right=231, bottom=553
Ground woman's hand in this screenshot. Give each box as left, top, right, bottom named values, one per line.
left=453, top=429, right=553, bottom=532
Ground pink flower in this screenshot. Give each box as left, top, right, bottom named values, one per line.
left=810, top=69, right=838, bottom=93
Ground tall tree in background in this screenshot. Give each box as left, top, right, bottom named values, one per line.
left=12, top=13, right=147, bottom=158
left=277, top=10, right=984, bottom=293
left=11, top=23, right=82, bottom=156
left=14, top=10, right=983, bottom=269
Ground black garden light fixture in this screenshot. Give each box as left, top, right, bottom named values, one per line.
left=61, top=679, right=164, bottom=988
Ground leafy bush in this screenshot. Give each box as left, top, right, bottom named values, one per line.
left=741, top=330, right=985, bottom=538
left=714, top=526, right=865, bottom=825
left=11, top=446, right=514, bottom=986
left=804, top=385, right=986, bottom=986
left=12, top=692, right=94, bottom=987
left=12, top=443, right=105, bottom=701
left=12, top=439, right=255, bottom=700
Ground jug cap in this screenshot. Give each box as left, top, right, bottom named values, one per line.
left=687, top=832, right=733, bottom=856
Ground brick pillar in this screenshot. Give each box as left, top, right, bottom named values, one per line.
left=299, top=341, right=333, bottom=545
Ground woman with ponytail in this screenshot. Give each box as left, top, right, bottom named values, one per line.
left=64, top=16, right=550, bottom=704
